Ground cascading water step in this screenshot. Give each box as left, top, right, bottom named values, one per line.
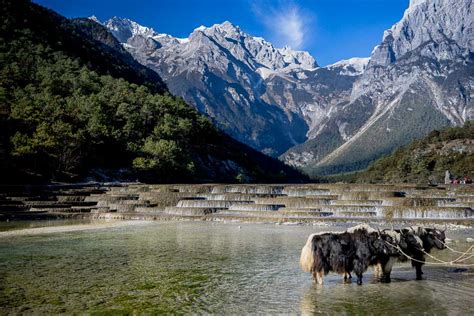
left=330, top=200, right=383, bottom=206
left=195, top=193, right=279, bottom=201
left=176, top=200, right=254, bottom=208
left=252, top=197, right=333, bottom=207
left=211, top=185, right=285, bottom=195
left=228, top=204, right=285, bottom=211
left=163, top=207, right=225, bottom=216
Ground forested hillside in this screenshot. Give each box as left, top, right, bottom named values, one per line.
left=0, top=0, right=305, bottom=183
left=331, top=122, right=474, bottom=184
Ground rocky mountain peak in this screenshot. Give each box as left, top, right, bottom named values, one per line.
left=189, top=21, right=242, bottom=40
left=277, top=46, right=317, bottom=70
left=105, top=17, right=160, bottom=42
left=88, top=15, right=101, bottom=24
left=209, top=20, right=240, bottom=34
left=370, top=0, right=473, bottom=67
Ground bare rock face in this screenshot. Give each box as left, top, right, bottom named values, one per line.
left=369, top=0, right=473, bottom=67
left=99, top=0, right=473, bottom=173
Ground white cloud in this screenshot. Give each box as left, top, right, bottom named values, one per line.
left=252, top=1, right=312, bottom=50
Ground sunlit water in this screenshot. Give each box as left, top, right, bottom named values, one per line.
left=0, top=221, right=472, bottom=314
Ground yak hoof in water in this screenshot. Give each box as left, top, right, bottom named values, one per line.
left=343, top=272, right=352, bottom=282
left=313, top=271, right=324, bottom=285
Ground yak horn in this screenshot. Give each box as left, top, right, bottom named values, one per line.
left=443, top=224, right=447, bottom=233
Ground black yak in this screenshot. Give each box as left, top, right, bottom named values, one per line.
left=300, top=224, right=399, bottom=285
left=376, top=226, right=447, bottom=282
left=300, top=230, right=355, bottom=284
left=347, top=225, right=400, bottom=285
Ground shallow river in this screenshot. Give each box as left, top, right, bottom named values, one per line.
left=0, top=221, right=472, bottom=314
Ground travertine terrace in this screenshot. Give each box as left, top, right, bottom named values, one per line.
left=1, top=183, right=473, bottom=224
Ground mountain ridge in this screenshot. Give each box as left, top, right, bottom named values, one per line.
left=99, top=16, right=323, bottom=156
left=94, top=0, right=472, bottom=175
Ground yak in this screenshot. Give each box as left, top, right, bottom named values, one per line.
left=300, top=230, right=355, bottom=284
left=347, top=225, right=400, bottom=285
left=300, top=224, right=399, bottom=285
left=376, top=226, right=447, bottom=282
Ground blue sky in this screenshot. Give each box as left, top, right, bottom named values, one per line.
left=34, top=0, right=409, bottom=66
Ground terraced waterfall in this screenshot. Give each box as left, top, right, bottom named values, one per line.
left=1, top=184, right=473, bottom=225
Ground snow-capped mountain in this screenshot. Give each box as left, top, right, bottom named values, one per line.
left=282, top=0, right=474, bottom=174
left=96, top=0, right=473, bottom=173
left=100, top=17, right=319, bottom=155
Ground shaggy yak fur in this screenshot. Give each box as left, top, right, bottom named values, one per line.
left=300, top=224, right=398, bottom=285
left=377, top=226, right=447, bottom=282
left=300, top=225, right=446, bottom=285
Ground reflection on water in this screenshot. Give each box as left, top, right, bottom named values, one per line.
left=0, top=222, right=472, bottom=314
left=0, top=219, right=94, bottom=232
left=299, top=270, right=467, bottom=315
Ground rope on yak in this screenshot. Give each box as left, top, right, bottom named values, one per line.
left=383, top=240, right=474, bottom=267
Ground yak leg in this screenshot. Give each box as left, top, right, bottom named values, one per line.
left=356, top=273, right=363, bottom=285
left=414, top=262, right=423, bottom=280
left=354, top=260, right=364, bottom=285
left=316, top=271, right=324, bottom=285
left=374, top=263, right=383, bottom=279
left=312, top=270, right=324, bottom=284
left=382, top=257, right=395, bottom=283
left=343, top=272, right=352, bottom=282
left=354, top=264, right=363, bottom=285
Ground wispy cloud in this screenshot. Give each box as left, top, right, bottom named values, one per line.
left=252, top=1, right=313, bottom=50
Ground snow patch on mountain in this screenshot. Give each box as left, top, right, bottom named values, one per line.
left=88, top=15, right=101, bottom=24
left=326, top=57, right=370, bottom=76
left=257, top=67, right=277, bottom=80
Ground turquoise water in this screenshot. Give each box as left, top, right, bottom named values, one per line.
left=0, top=221, right=472, bottom=314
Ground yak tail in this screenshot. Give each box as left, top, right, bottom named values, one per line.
left=300, top=234, right=316, bottom=272
left=300, top=244, right=314, bottom=272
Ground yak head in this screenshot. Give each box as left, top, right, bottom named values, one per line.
left=424, top=227, right=447, bottom=250
left=399, top=228, right=424, bottom=252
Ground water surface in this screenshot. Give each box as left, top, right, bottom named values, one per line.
left=0, top=221, right=472, bottom=314
left=0, top=219, right=94, bottom=232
